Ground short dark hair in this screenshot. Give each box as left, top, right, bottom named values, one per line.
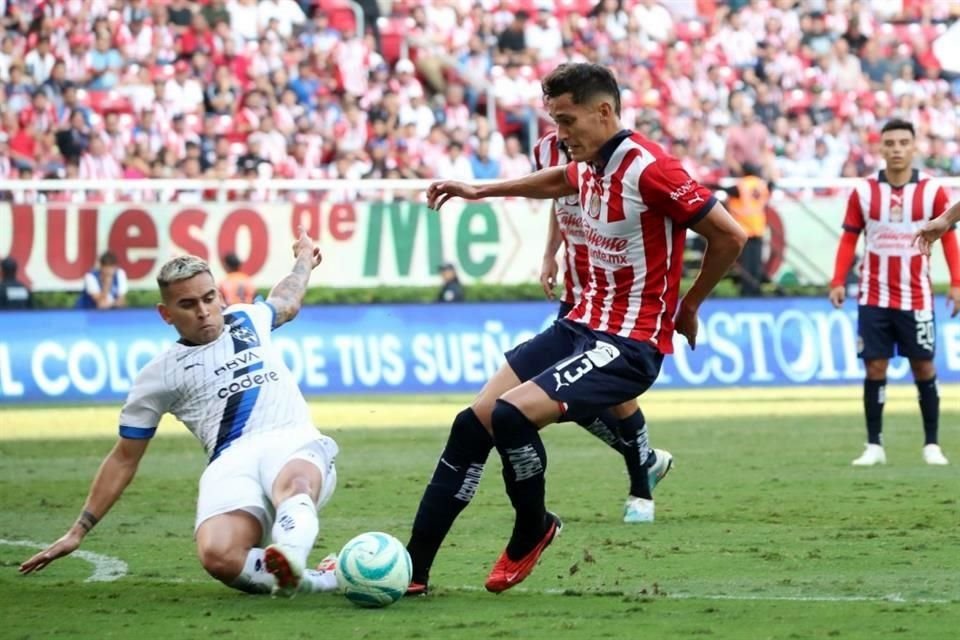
left=223, top=252, right=242, bottom=271
left=1, top=256, right=16, bottom=278
left=542, top=63, right=621, bottom=117
left=880, top=118, right=915, bottom=137
left=99, top=250, right=118, bottom=266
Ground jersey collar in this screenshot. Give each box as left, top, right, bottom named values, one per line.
left=878, top=168, right=919, bottom=187
left=589, top=129, right=633, bottom=174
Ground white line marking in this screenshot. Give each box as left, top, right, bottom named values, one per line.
left=1, top=538, right=128, bottom=583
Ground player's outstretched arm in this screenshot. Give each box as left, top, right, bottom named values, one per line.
left=427, top=166, right=577, bottom=211
left=267, top=226, right=322, bottom=328
left=676, top=202, right=747, bottom=348
left=19, top=437, right=149, bottom=576
left=915, top=200, right=960, bottom=256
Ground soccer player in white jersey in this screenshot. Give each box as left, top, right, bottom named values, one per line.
left=20, top=230, right=339, bottom=597
left=829, top=119, right=960, bottom=467
left=534, top=129, right=673, bottom=523
left=416, top=63, right=745, bottom=593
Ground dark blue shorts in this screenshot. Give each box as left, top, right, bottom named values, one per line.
left=858, top=304, right=935, bottom=360
left=556, top=301, right=575, bottom=320
left=504, top=319, right=663, bottom=423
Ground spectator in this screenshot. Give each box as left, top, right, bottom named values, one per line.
left=0, top=257, right=32, bottom=310
left=436, top=141, right=474, bottom=181
left=55, top=109, right=90, bottom=163
left=470, top=140, right=500, bottom=179
left=219, top=252, right=256, bottom=305
left=76, top=251, right=128, bottom=310
left=725, top=103, right=770, bottom=177
left=499, top=135, right=532, bottom=179
left=436, top=263, right=465, bottom=303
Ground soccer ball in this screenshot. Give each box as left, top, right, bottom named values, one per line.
left=335, top=531, right=412, bottom=608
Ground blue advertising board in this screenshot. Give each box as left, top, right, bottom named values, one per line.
left=2, top=298, right=959, bottom=404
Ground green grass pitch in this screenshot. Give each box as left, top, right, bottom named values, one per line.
left=1, top=386, right=958, bottom=639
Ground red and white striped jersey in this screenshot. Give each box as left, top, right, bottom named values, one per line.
left=843, top=169, right=950, bottom=310
left=533, top=131, right=588, bottom=306
left=564, top=131, right=715, bottom=353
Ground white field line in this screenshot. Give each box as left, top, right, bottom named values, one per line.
left=0, top=538, right=128, bottom=582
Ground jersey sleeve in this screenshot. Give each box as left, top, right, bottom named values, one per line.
left=931, top=185, right=951, bottom=219
left=842, top=187, right=865, bottom=232
left=564, top=161, right=578, bottom=190
left=637, top=156, right=716, bottom=227
left=116, top=269, right=129, bottom=296
left=118, top=359, right=173, bottom=439
left=238, top=298, right=278, bottom=333
left=83, top=272, right=101, bottom=295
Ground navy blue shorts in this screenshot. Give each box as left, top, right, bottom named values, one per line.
left=504, top=319, right=663, bottom=423
left=556, top=301, right=575, bottom=320
left=858, top=305, right=935, bottom=360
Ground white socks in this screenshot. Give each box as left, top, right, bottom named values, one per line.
left=230, top=548, right=338, bottom=594
left=231, top=548, right=274, bottom=594
left=271, top=493, right=320, bottom=569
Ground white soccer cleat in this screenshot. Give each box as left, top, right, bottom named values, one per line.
left=623, top=496, right=655, bottom=523
left=299, top=553, right=340, bottom=593
left=264, top=544, right=305, bottom=597
left=922, top=444, right=949, bottom=465
left=648, top=448, right=674, bottom=491
left=852, top=443, right=886, bottom=466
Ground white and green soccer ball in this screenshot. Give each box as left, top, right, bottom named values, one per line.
left=335, top=532, right=412, bottom=608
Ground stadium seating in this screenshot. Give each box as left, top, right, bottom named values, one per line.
left=0, top=0, right=956, bottom=192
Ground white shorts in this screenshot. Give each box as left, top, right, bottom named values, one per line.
left=194, top=429, right=339, bottom=542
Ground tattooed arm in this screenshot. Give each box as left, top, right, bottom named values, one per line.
left=266, top=227, right=323, bottom=328
left=20, top=437, right=149, bottom=576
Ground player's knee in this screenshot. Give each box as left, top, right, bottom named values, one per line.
left=490, top=399, right=531, bottom=438
left=198, top=542, right=243, bottom=583
left=444, top=408, right=493, bottom=461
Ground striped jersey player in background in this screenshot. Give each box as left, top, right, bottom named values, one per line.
left=20, top=230, right=340, bottom=597
left=829, top=118, right=960, bottom=467
left=416, top=63, right=745, bottom=594
left=534, top=129, right=673, bottom=525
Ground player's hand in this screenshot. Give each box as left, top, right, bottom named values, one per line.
left=913, top=218, right=949, bottom=257
left=292, top=226, right=322, bottom=269
left=674, top=298, right=699, bottom=350
left=19, top=530, right=83, bottom=576
left=540, top=256, right=559, bottom=300
left=426, top=181, right=478, bottom=211
left=828, top=285, right=846, bottom=308
left=948, top=286, right=960, bottom=318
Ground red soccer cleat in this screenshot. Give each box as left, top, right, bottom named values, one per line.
left=484, top=513, right=562, bottom=593
left=405, top=581, right=429, bottom=597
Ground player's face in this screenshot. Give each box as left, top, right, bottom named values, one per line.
left=157, top=273, right=224, bottom=345
left=547, top=93, right=612, bottom=162
left=879, top=129, right=915, bottom=171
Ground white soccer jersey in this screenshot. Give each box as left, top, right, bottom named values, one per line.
left=119, top=301, right=314, bottom=461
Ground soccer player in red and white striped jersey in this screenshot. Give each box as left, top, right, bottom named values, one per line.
left=533, top=129, right=672, bottom=525
left=829, top=119, right=960, bottom=467
left=407, top=63, right=745, bottom=595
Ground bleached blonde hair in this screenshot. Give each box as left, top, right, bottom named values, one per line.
left=157, top=255, right=212, bottom=291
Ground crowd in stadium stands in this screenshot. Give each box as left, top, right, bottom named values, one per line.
left=0, top=0, right=958, bottom=202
